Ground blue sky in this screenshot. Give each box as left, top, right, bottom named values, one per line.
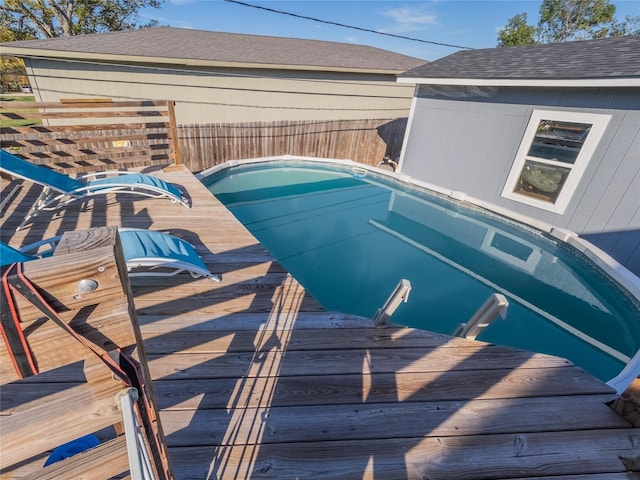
left=142, top=0, right=640, bottom=61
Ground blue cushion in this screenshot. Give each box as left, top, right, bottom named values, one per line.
left=43, top=434, right=100, bottom=466
left=0, top=151, right=83, bottom=193
left=88, top=173, right=183, bottom=199
left=119, top=229, right=208, bottom=270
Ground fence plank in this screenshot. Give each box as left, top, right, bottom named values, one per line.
left=1, top=100, right=176, bottom=174
left=177, top=118, right=407, bottom=172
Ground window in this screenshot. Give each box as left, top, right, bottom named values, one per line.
left=502, top=110, right=610, bottom=214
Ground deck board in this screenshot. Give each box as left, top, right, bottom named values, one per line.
left=150, top=367, right=614, bottom=410
left=2, top=166, right=640, bottom=479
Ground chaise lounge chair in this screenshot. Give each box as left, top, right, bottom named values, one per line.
left=0, top=228, right=221, bottom=281
left=0, top=150, right=190, bottom=231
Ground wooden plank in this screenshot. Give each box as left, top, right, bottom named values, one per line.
left=167, top=429, right=640, bottom=479
left=134, top=288, right=323, bottom=316
left=0, top=375, right=124, bottom=469
left=1, top=122, right=170, bottom=137
left=59, top=98, right=116, bottom=104
left=160, top=395, right=628, bottom=446
left=0, top=110, right=169, bottom=121
left=15, top=435, right=129, bottom=480
left=0, top=300, right=134, bottom=383
left=6, top=250, right=125, bottom=314
left=4, top=135, right=170, bottom=151
left=0, top=362, right=85, bottom=385
left=138, top=311, right=376, bottom=331
left=1, top=381, right=84, bottom=415
left=19, top=147, right=170, bottom=163
left=0, top=184, right=21, bottom=217
left=20, top=151, right=172, bottom=169
left=131, top=272, right=304, bottom=295
left=145, top=346, right=573, bottom=380
left=168, top=101, right=181, bottom=166
left=152, top=367, right=613, bottom=410
left=141, top=327, right=498, bottom=354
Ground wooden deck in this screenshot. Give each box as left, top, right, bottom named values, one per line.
left=2, top=165, right=640, bottom=479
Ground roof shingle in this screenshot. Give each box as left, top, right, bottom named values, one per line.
left=400, top=35, right=640, bottom=80
left=3, top=26, right=425, bottom=72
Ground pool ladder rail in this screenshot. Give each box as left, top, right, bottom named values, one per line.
left=372, top=283, right=509, bottom=340
left=373, top=279, right=412, bottom=327
left=454, top=293, right=509, bottom=340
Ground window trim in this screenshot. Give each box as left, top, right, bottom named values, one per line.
left=501, top=109, right=611, bottom=214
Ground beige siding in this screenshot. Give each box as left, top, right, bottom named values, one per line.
left=25, top=59, right=414, bottom=124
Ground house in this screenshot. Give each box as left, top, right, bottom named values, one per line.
left=1, top=27, right=424, bottom=124
left=396, top=35, right=640, bottom=277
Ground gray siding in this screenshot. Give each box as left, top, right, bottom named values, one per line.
left=400, top=85, right=640, bottom=276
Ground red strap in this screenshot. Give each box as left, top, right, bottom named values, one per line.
left=0, top=263, right=39, bottom=378
left=8, top=262, right=132, bottom=385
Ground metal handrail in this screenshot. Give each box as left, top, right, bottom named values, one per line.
left=117, top=388, right=155, bottom=480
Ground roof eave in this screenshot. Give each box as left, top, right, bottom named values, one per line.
left=2, top=46, right=406, bottom=75
left=397, top=76, right=640, bottom=87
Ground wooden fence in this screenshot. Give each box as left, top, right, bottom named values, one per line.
left=177, top=118, right=407, bottom=172
left=0, top=99, right=180, bottom=174
left=1, top=98, right=407, bottom=175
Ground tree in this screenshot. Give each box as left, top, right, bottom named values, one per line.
left=1, top=8, right=37, bottom=40
left=0, top=0, right=163, bottom=39
left=539, top=0, right=615, bottom=42
left=497, top=0, right=640, bottom=46
left=0, top=13, right=32, bottom=92
left=607, top=15, right=640, bottom=37
left=497, top=13, right=537, bottom=46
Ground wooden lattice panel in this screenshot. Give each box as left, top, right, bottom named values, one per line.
left=1, top=99, right=181, bottom=174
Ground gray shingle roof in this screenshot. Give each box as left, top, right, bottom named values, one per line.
left=400, top=35, right=640, bottom=80
left=3, top=26, right=425, bottom=72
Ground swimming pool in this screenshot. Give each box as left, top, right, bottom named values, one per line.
left=201, top=157, right=640, bottom=391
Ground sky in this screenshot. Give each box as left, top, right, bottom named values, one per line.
left=140, top=0, right=640, bottom=61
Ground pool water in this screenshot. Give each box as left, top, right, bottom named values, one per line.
left=203, top=160, right=640, bottom=383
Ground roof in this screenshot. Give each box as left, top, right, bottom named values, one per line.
left=399, top=35, right=640, bottom=87
left=1, top=26, right=425, bottom=74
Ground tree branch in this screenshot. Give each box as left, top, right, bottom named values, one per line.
left=13, top=0, right=55, bottom=38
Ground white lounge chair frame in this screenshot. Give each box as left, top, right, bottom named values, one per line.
left=7, top=228, right=221, bottom=282
left=0, top=151, right=189, bottom=230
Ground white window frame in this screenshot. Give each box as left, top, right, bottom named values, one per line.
left=501, top=110, right=611, bottom=214
left=480, top=228, right=542, bottom=274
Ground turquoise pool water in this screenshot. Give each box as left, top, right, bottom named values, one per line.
left=202, top=160, right=640, bottom=383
